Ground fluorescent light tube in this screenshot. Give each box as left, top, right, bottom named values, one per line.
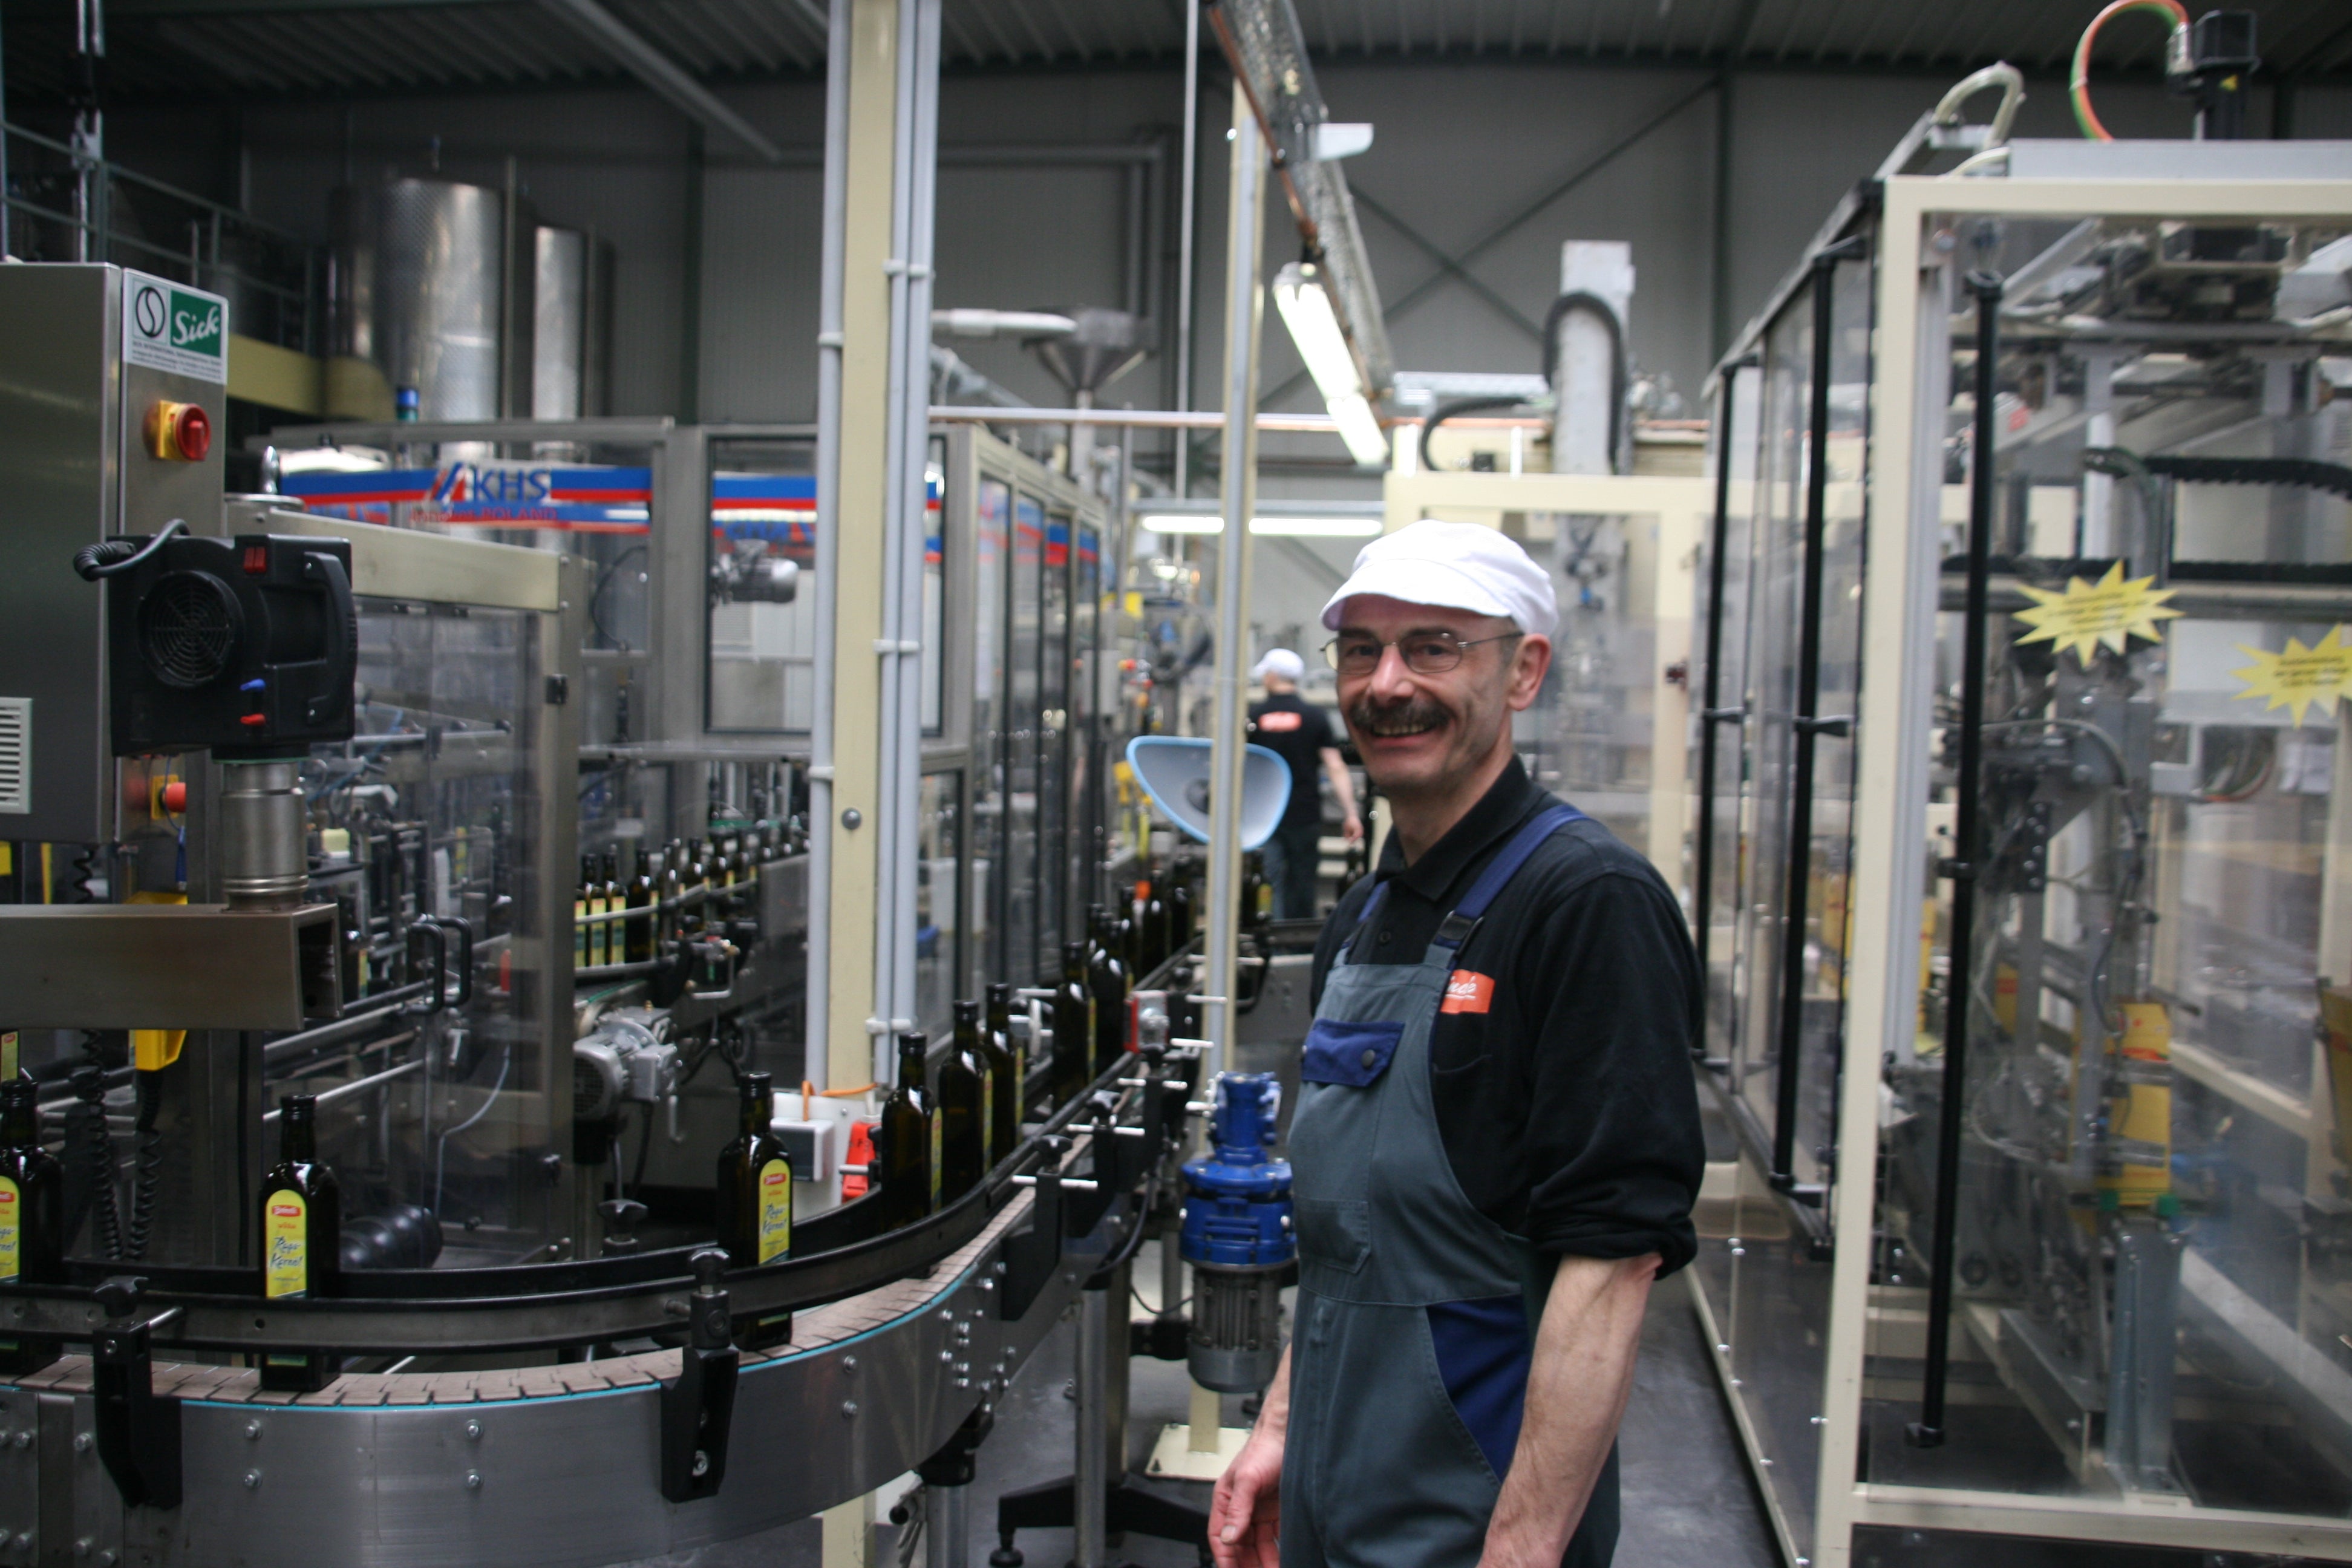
left=1138, top=514, right=1224, bottom=534
left=1247, top=516, right=1381, bottom=537
left=1272, top=262, right=1389, bottom=468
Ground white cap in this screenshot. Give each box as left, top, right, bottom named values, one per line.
left=1252, top=648, right=1306, bottom=682
left=1319, top=519, right=1557, bottom=635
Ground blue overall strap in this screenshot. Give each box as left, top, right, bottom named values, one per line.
left=1426, top=801, right=1586, bottom=958
left=1336, top=880, right=1391, bottom=960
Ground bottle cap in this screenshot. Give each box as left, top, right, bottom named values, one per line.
left=281, top=1092, right=317, bottom=1119
left=743, top=1070, right=773, bottom=1100
left=954, top=999, right=981, bottom=1022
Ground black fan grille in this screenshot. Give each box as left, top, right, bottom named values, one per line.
left=137, top=570, right=240, bottom=688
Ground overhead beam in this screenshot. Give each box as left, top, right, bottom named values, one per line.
left=535, top=0, right=785, bottom=163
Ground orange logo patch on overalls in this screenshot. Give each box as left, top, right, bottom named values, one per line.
left=1440, top=970, right=1494, bottom=1014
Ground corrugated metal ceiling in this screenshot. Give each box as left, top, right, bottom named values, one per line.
left=4, top=0, right=2349, bottom=104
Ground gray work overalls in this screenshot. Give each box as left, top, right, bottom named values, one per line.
left=1282, top=803, right=1620, bottom=1568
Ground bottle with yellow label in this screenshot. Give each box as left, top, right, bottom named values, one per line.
left=0, top=1078, right=62, bottom=1375
left=258, top=1093, right=342, bottom=1392
left=714, top=1071, right=792, bottom=1348
left=575, top=853, right=594, bottom=969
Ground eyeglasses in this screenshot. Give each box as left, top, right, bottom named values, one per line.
left=1321, top=630, right=1521, bottom=677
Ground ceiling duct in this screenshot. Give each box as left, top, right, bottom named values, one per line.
left=1206, top=0, right=1393, bottom=399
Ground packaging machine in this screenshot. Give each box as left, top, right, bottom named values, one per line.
left=0, top=263, right=1225, bottom=1568
left=1683, top=102, right=2352, bottom=1566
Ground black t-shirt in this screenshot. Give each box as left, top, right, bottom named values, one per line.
left=1309, top=757, right=1704, bottom=1273
left=1247, top=691, right=1336, bottom=828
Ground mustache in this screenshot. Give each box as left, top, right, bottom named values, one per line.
left=1346, top=694, right=1450, bottom=738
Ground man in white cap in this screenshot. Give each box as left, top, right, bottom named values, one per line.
left=1248, top=647, right=1362, bottom=920
left=1211, top=520, right=1702, bottom=1568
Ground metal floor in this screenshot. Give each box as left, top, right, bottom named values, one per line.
left=624, top=1243, right=1780, bottom=1568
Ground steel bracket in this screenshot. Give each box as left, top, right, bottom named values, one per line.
left=659, top=1251, right=740, bottom=1503
left=999, top=1172, right=1065, bottom=1321
left=91, top=1286, right=181, bottom=1511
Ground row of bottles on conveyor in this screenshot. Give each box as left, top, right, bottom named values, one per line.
left=574, top=823, right=800, bottom=969
left=869, top=895, right=1182, bottom=1228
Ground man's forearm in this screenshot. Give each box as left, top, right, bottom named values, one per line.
left=1321, top=750, right=1358, bottom=820
left=1254, top=1342, right=1292, bottom=1439
left=1479, top=1253, right=1658, bottom=1568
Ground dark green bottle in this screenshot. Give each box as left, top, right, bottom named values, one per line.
left=1088, top=906, right=1129, bottom=1074
left=626, top=845, right=657, bottom=962
left=1135, top=878, right=1168, bottom=975
left=981, top=982, right=1022, bottom=1161
left=875, top=1032, right=935, bottom=1228
left=939, top=1004, right=988, bottom=1201
left=1052, top=942, right=1094, bottom=1108
left=0, top=1079, right=62, bottom=1375
left=714, top=1071, right=792, bottom=1348
left=1166, top=867, right=1194, bottom=958
left=259, top=1094, right=342, bottom=1392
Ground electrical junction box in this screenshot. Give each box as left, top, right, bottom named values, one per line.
left=0, top=264, right=230, bottom=843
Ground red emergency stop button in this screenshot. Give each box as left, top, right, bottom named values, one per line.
left=143, top=400, right=212, bottom=462
left=160, top=780, right=188, bottom=813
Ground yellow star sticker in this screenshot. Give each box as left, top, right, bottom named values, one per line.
left=2232, top=627, right=2352, bottom=728
left=2012, top=562, right=2182, bottom=666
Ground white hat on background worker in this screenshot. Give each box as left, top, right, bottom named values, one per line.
left=1252, top=648, right=1307, bottom=684
left=1318, top=518, right=1558, bottom=636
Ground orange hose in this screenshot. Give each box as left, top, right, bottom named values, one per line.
left=2070, top=0, right=2189, bottom=141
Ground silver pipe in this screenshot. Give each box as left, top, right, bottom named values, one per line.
left=1073, top=1284, right=1111, bottom=1568
left=893, top=0, right=942, bottom=1033
left=931, top=406, right=1339, bottom=432
left=262, top=1057, right=424, bottom=1122
left=926, top=1483, right=969, bottom=1568
left=805, top=0, right=852, bottom=1093
left=871, top=0, right=920, bottom=1063
left=1201, top=98, right=1264, bottom=1082
left=1174, top=0, right=1200, bottom=498
left=219, top=760, right=308, bottom=909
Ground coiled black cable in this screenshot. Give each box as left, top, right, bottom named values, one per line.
left=72, top=1064, right=124, bottom=1261
left=128, top=1071, right=163, bottom=1261
left=71, top=518, right=186, bottom=581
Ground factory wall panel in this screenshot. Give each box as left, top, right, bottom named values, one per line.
left=88, top=63, right=2352, bottom=440
left=697, top=163, right=826, bottom=425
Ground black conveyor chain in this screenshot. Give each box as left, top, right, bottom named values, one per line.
left=2142, top=455, right=2352, bottom=504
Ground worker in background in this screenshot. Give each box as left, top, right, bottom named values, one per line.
left=1209, top=521, right=1702, bottom=1568
left=1247, top=648, right=1362, bottom=920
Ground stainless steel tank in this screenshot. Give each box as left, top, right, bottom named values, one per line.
left=531, top=224, right=611, bottom=419
left=331, top=177, right=535, bottom=420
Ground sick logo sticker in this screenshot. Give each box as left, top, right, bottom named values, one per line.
left=1440, top=970, right=1494, bottom=1014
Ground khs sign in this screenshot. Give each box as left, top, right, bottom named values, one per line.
left=1440, top=970, right=1494, bottom=1014
left=1256, top=711, right=1303, bottom=732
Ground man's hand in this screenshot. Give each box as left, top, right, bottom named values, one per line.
left=1209, top=1425, right=1284, bottom=1568
left=1341, top=812, right=1364, bottom=845
left=1211, top=1344, right=1291, bottom=1568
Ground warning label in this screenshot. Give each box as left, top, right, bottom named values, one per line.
left=122, top=270, right=228, bottom=384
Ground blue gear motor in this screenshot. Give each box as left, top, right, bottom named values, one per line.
left=1180, top=1072, right=1293, bottom=1391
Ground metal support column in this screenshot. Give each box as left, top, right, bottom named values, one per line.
left=1073, top=1281, right=1112, bottom=1568
left=825, top=0, right=903, bottom=1094
left=805, top=0, right=853, bottom=1090
left=1201, top=90, right=1264, bottom=1083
